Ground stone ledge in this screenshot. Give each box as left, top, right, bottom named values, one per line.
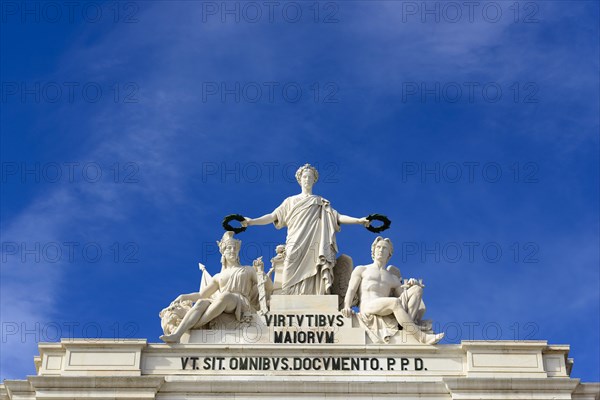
left=462, top=341, right=550, bottom=379
left=572, top=383, right=600, bottom=400
left=37, top=339, right=148, bottom=377
left=28, top=376, right=165, bottom=389
left=444, top=377, right=581, bottom=400
left=2, top=380, right=32, bottom=400
left=161, top=375, right=450, bottom=395
left=3, top=376, right=165, bottom=400
left=145, top=342, right=457, bottom=351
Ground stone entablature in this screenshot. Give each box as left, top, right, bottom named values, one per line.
left=26, top=339, right=576, bottom=379
left=1, top=338, right=598, bottom=399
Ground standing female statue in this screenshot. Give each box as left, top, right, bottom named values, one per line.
left=241, top=164, right=370, bottom=295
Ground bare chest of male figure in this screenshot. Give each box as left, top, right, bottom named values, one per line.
left=361, top=266, right=398, bottom=298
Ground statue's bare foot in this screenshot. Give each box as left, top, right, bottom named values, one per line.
left=160, top=334, right=180, bottom=343
left=424, top=332, right=444, bottom=345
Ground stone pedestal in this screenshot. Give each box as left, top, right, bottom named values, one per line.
left=182, top=295, right=367, bottom=345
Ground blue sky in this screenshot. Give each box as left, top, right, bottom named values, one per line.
left=1, top=0, right=598, bottom=382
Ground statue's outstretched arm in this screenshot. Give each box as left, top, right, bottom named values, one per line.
left=243, top=212, right=276, bottom=227
left=338, top=214, right=369, bottom=226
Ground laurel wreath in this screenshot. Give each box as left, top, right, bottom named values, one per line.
left=366, top=214, right=391, bottom=233
left=222, top=214, right=247, bottom=234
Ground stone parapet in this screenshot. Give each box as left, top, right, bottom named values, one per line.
left=1, top=340, right=598, bottom=399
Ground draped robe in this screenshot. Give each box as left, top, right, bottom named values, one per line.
left=273, top=194, right=340, bottom=295
left=218, top=266, right=258, bottom=320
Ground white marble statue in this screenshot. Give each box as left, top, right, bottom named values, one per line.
left=270, top=244, right=286, bottom=295
left=241, top=163, right=370, bottom=295
left=342, top=237, right=444, bottom=345
left=159, top=232, right=273, bottom=343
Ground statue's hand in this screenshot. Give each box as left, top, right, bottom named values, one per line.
left=253, top=257, right=264, bottom=272
left=341, top=307, right=354, bottom=318
left=359, top=217, right=370, bottom=227
left=241, top=217, right=251, bottom=228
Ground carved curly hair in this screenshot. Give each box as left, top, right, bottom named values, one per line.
left=295, top=163, right=319, bottom=185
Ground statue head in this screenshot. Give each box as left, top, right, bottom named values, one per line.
left=371, top=236, right=394, bottom=263
left=217, top=231, right=241, bottom=268
left=295, top=163, right=319, bottom=190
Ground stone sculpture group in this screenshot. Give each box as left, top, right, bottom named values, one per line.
left=160, top=163, right=444, bottom=345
